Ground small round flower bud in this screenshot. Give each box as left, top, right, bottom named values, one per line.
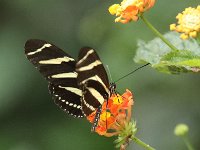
left=174, top=123, right=189, bottom=136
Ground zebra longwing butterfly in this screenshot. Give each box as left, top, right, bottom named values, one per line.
left=25, top=39, right=112, bottom=122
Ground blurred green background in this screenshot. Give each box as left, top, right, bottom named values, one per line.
left=0, top=0, right=199, bottom=150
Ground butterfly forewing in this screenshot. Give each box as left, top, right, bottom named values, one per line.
left=76, top=47, right=110, bottom=116
left=25, top=39, right=84, bottom=118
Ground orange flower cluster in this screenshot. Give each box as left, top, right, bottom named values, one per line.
left=108, top=0, right=155, bottom=23
left=87, top=89, right=134, bottom=137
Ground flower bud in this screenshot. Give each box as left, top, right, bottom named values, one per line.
left=174, top=123, right=189, bottom=136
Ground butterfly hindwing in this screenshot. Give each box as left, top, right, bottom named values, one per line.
left=76, top=47, right=110, bottom=116
left=25, top=39, right=84, bottom=118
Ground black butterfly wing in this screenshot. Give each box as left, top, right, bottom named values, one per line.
left=25, top=39, right=84, bottom=118
left=76, top=47, right=110, bottom=116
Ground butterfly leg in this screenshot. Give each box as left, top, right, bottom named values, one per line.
left=105, top=99, right=108, bottom=130
left=91, top=105, right=102, bottom=132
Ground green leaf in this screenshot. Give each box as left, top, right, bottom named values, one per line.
left=134, top=32, right=200, bottom=74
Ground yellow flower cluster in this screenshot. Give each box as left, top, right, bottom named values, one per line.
left=170, top=6, right=200, bottom=40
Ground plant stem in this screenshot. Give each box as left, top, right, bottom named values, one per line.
left=140, top=15, right=178, bottom=51
left=182, top=136, right=195, bottom=150
left=132, top=136, right=156, bottom=150
left=197, top=34, right=200, bottom=45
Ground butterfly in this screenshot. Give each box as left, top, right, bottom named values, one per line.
left=25, top=39, right=114, bottom=129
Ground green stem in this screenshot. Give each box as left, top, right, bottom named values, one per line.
left=182, top=136, right=195, bottom=150
left=140, top=14, right=178, bottom=51
left=197, top=34, right=200, bottom=45
left=132, top=136, right=156, bottom=150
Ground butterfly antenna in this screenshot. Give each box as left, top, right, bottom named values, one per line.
left=106, top=65, right=113, bottom=83
left=114, top=63, right=150, bottom=83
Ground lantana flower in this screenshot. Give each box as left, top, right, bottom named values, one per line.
left=87, top=89, right=137, bottom=147
left=108, top=0, right=155, bottom=23
left=170, top=5, right=200, bottom=40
